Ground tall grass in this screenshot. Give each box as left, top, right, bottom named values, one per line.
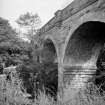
left=64, top=82, right=105, bottom=105
left=0, top=71, right=56, bottom=105
left=0, top=73, right=31, bottom=105
left=0, top=67, right=105, bottom=105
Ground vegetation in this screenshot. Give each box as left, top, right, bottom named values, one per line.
left=16, top=12, right=41, bottom=41
left=0, top=17, right=20, bottom=67
left=0, top=17, right=35, bottom=68
left=16, top=62, right=58, bottom=100
left=0, top=73, right=105, bottom=105
left=1, top=13, right=105, bottom=105
left=0, top=16, right=58, bottom=102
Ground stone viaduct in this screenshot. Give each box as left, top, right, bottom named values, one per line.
left=36, top=0, right=105, bottom=102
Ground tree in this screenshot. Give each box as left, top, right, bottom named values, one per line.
left=0, top=17, right=20, bottom=66
left=16, top=12, right=41, bottom=41
left=0, top=17, right=17, bottom=42
left=0, top=17, right=20, bottom=52
left=0, top=17, right=34, bottom=67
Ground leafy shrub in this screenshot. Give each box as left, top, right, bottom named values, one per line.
left=16, top=62, right=58, bottom=99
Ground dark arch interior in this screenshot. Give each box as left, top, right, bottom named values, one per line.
left=64, top=21, right=105, bottom=64
left=41, top=39, right=58, bottom=99
left=42, top=39, right=57, bottom=63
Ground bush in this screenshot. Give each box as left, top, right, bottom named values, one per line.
left=16, top=62, right=58, bottom=99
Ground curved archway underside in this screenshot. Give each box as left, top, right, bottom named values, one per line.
left=42, top=39, right=57, bottom=63
left=41, top=39, right=58, bottom=99
left=64, top=21, right=105, bottom=66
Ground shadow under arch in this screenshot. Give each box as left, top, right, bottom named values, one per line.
left=41, top=36, right=58, bottom=99
left=42, top=36, right=58, bottom=63
left=63, top=21, right=105, bottom=66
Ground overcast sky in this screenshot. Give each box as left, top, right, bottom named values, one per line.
left=0, top=0, right=73, bottom=28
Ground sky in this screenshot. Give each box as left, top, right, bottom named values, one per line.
left=0, top=0, right=73, bottom=28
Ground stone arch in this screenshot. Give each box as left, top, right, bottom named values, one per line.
left=62, top=13, right=105, bottom=98
left=64, top=21, right=105, bottom=66
left=63, top=12, right=105, bottom=66
left=43, top=36, right=59, bottom=63
left=41, top=36, right=58, bottom=98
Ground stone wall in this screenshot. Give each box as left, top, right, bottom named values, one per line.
left=37, top=0, right=105, bottom=101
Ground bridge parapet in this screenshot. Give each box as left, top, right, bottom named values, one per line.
left=38, top=0, right=98, bottom=35
left=61, top=0, right=98, bottom=20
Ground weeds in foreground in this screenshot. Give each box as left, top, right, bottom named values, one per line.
left=66, top=82, right=105, bottom=105
left=0, top=74, right=31, bottom=105
left=1, top=71, right=105, bottom=105
left=0, top=73, right=57, bottom=105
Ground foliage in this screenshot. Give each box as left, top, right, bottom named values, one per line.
left=0, top=17, right=20, bottom=53
left=0, top=17, right=34, bottom=68
left=0, top=17, right=17, bottom=42
left=0, top=17, right=19, bottom=66
left=16, top=12, right=41, bottom=41
left=0, top=73, right=56, bottom=105
left=16, top=62, right=58, bottom=99
left=1, top=72, right=105, bottom=105
left=63, top=82, right=105, bottom=105
left=0, top=73, right=32, bottom=105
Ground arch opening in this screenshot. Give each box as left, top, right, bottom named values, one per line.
left=63, top=21, right=105, bottom=89
left=41, top=38, right=58, bottom=99
left=64, top=21, right=105, bottom=65
left=42, top=39, right=57, bottom=63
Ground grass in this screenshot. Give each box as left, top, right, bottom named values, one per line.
left=0, top=68, right=57, bottom=105
left=64, top=82, right=105, bottom=105
left=0, top=67, right=105, bottom=105
left=0, top=74, right=31, bottom=105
